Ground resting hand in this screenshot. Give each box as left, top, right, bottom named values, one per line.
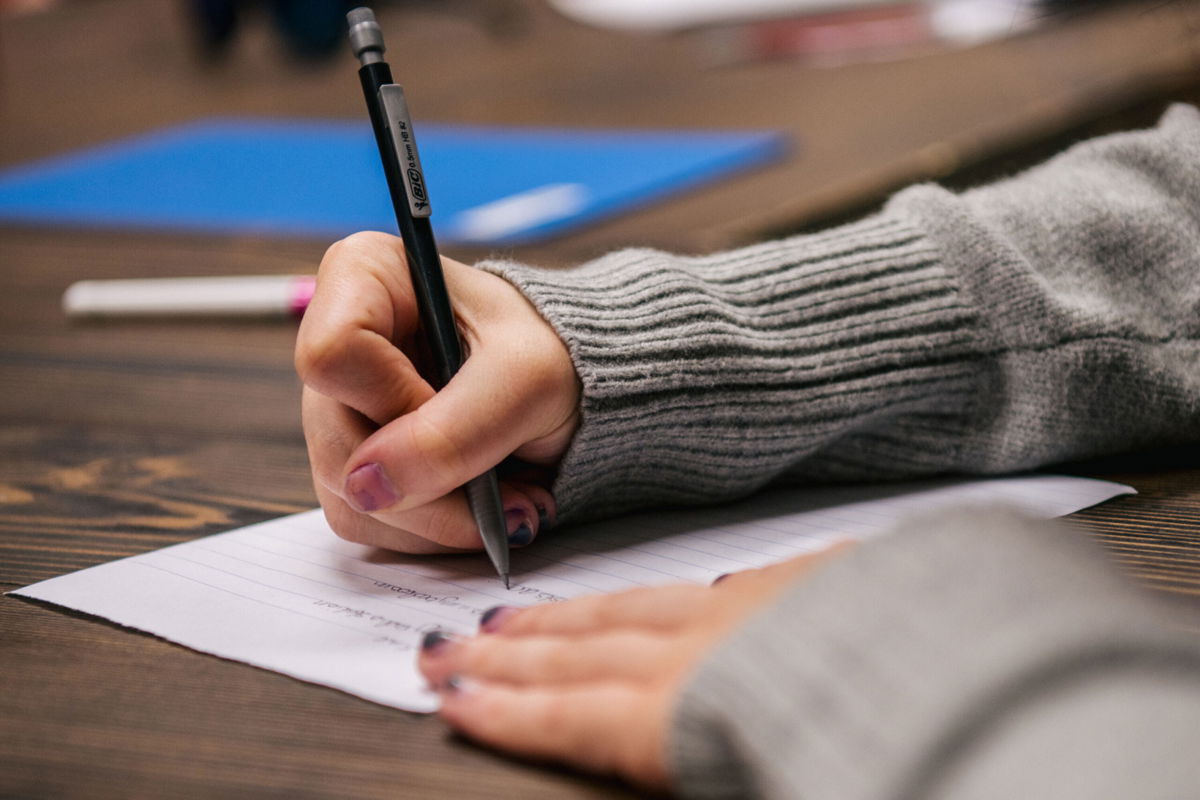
left=417, top=543, right=851, bottom=790
left=295, top=232, right=580, bottom=553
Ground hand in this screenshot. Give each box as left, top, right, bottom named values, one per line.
left=295, top=232, right=581, bottom=553
left=417, top=543, right=852, bottom=790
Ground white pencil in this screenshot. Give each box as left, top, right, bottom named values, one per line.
left=62, top=275, right=317, bottom=318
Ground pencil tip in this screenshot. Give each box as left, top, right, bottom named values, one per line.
left=503, top=575, right=511, bottom=590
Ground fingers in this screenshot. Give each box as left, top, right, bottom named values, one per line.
left=476, top=584, right=714, bottom=637
left=302, top=387, right=373, bottom=496
left=306, top=387, right=550, bottom=551
left=503, top=479, right=557, bottom=530
left=420, top=566, right=852, bottom=791
left=420, top=629, right=686, bottom=687
left=298, top=232, right=579, bottom=523
left=297, top=231, right=579, bottom=551
left=303, top=384, right=476, bottom=549
left=314, top=481, right=470, bottom=553
left=437, top=681, right=670, bottom=789
left=341, top=305, right=577, bottom=514
left=416, top=549, right=854, bottom=790
left=304, top=386, right=477, bottom=549
left=296, top=233, right=433, bottom=425
left=423, top=586, right=698, bottom=789
left=715, top=540, right=856, bottom=596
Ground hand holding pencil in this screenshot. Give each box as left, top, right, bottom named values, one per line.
left=295, top=7, right=582, bottom=584
left=294, top=232, right=579, bottom=558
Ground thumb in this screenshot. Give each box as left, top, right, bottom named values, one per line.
left=339, top=334, right=576, bottom=513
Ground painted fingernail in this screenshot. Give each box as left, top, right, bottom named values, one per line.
left=479, top=605, right=519, bottom=633
left=508, top=524, right=534, bottom=547
left=420, top=630, right=459, bottom=655
left=505, top=508, right=535, bottom=547
left=345, top=463, right=399, bottom=512
left=537, top=506, right=552, bottom=531
left=711, top=573, right=730, bottom=586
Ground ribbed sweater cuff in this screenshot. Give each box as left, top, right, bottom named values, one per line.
left=667, top=510, right=1193, bottom=800
left=479, top=214, right=984, bottom=524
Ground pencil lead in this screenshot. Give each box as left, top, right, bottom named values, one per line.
left=504, top=574, right=511, bottom=590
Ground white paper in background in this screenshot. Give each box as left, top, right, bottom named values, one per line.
left=551, top=0, right=1037, bottom=37
left=550, top=0, right=904, bottom=31
left=12, top=475, right=1133, bottom=713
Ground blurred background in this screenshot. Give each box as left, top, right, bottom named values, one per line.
left=4, top=0, right=1200, bottom=263
left=5, top=4, right=1200, bottom=797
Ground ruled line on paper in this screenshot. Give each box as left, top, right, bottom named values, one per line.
left=132, top=560, right=402, bottom=641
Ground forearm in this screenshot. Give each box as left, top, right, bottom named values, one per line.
left=667, top=510, right=1200, bottom=799
left=482, top=214, right=979, bottom=522
left=896, top=103, right=1200, bottom=473
left=480, top=105, right=1200, bottom=524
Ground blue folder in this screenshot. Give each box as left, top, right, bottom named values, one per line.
left=0, top=118, right=787, bottom=245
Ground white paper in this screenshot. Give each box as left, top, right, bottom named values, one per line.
left=12, top=475, right=1133, bottom=712
left=550, top=0, right=1038, bottom=38
left=550, top=0, right=903, bottom=31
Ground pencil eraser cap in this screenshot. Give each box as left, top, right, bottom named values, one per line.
left=348, top=6, right=384, bottom=61
left=347, top=7, right=375, bottom=27
left=347, top=7, right=385, bottom=59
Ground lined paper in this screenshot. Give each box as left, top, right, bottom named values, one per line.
left=12, top=475, right=1133, bottom=712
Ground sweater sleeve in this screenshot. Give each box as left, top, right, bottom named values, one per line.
left=478, top=105, right=1200, bottom=525
left=666, top=510, right=1200, bottom=800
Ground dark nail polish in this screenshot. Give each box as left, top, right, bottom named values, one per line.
left=479, top=605, right=518, bottom=633
left=711, top=573, right=731, bottom=586
left=508, top=523, right=534, bottom=548
left=345, top=462, right=399, bottom=512
left=421, top=630, right=457, bottom=654
left=537, top=507, right=552, bottom=530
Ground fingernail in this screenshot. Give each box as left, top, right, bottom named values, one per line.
left=479, top=605, right=519, bottom=633
left=345, top=463, right=399, bottom=512
left=505, top=508, right=535, bottom=547
left=508, top=524, right=534, bottom=548
left=441, top=674, right=476, bottom=696
left=537, top=506, right=552, bottom=530
left=420, top=630, right=459, bottom=655
left=711, top=573, right=730, bottom=586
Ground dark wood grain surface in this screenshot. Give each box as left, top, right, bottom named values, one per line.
left=2, top=1, right=1199, bottom=797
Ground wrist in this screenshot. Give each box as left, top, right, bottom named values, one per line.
left=479, top=212, right=985, bottom=524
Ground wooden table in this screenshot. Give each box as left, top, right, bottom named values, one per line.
left=2, top=1, right=1198, bottom=796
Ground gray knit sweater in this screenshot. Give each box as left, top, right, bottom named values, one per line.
left=480, top=105, right=1200, bottom=798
